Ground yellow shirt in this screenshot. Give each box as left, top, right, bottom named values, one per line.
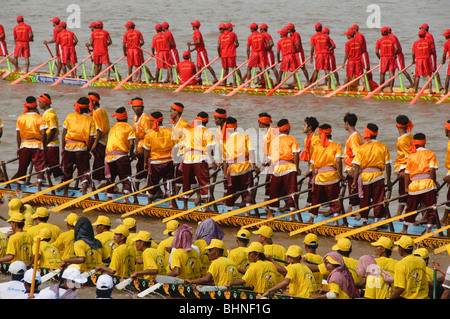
left=269, top=134, right=300, bottom=176
left=42, top=108, right=60, bottom=147
left=228, top=247, right=250, bottom=277
left=63, top=112, right=96, bottom=151
left=141, top=247, right=167, bottom=280
left=328, top=282, right=352, bottom=299
left=193, top=239, right=210, bottom=276
left=224, top=132, right=254, bottom=175
left=393, top=254, right=429, bottom=299
left=242, top=259, right=279, bottom=293
left=301, top=132, right=321, bottom=168
left=133, top=113, right=151, bottom=151
left=92, top=108, right=110, bottom=145
left=303, top=252, right=324, bottom=286
left=445, top=140, right=450, bottom=175
left=285, top=263, right=317, bottom=298
left=394, top=133, right=413, bottom=172
left=157, top=236, right=174, bottom=266
left=352, top=140, right=392, bottom=184
left=375, top=256, right=398, bottom=279
left=343, top=256, right=361, bottom=283
left=405, top=148, right=438, bottom=195
left=33, top=240, right=61, bottom=269
left=0, top=232, right=7, bottom=258
left=5, top=231, right=33, bottom=263
left=364, top=274, right=390, bottom=299
left=143, top=126, right=176, bottom=162
left=311, top=140, right=343, bottom=185
left=207, top=256, right=239, bottom=286
left=52, top=229, right=75, bottom=260
left=344, top=131, right=362, bottom=170
left=105, top=122, right=136, bottom=162
left=169, top=247, right=202, bottom=280
left=95, top=231, right=115, bottom=260
left=171, top=117, right=191, bottom=143
left=109, top=243, right=136, bottom=277
left=26, top=223, right=62, bottom=244
left=180, top=126, right=215, bottom=163
left=16, top=112, right=48, bottom=149
left=73, top=239, right=106, bottom=273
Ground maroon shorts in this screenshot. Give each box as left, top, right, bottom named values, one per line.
left=314, top=53, right=330, bottom=71
left=397, top=170, right=407, bottom=206
left=146, top=160, right=175, bottom=195
left=91, top=143, right=106, bottom=182
left=126, top=49, right=143, bottom=67
left=358, top=179, right=385, bottom=220
left=280, top=54, right=297, bottom=72
left=221, top=57, right=236, bottom=69
left=380, top=56, right=395, bottom=73
left=45, top=146, right=63, bottom=180
left=106, top=156, right=132, bottom=195
left=225, top=171, right=253, bottom=208
left=268, top=172, right=298, bottom=210
left=181, top=161, right=210, bottom=198
left=135, top=155, right=148, bottom=182
left=93, top=54, right=110, bottom=65
left=404, top=189, right=437, bottom=225
left=310, top=182, right=341, bottom=217
left=347, top=59, right=363, bottom=78
left=248, top=51, right=266, bottom=68
left=14, top=41, right=30, bottom=58
left=14, top=147, right=47, bottom=183
left=61, top=150, right=91, bottom=184
left=61, top=46, right=77, bottom=64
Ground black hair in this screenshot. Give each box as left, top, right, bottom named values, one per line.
left=343, top=112, right=357, bottom=127
left=226, top=117, right=237, bottom=125
left=367, top=123, right=378, bottom=134
left=316, top=26, right=322, bottom=32
left=197, top=111, right=209, bottom=119
left=277, top=118, right=289, bottom=127
left=319, top=123, right=332, bottom=138
left=259, top=112, right=271, bottom=118
left=96, top=289, right=113, bottom=299
left=151, top=111, right=163, bottom=118
left=115, top=107, right=127, bottom=121
left=41, top=93, right=51, bottom=100
left=26, top=96, right=36, bottom=103
left=396, top=115, right=409, bottom=125
left=304, top=117, right=319, bottom=131
left=131, top=97, right=143, bottom=102
left=413, top=132, right=426, bottom=140
left=173, top=102, right=184, bottom=109
left=215, top=108, right=227, bottom=115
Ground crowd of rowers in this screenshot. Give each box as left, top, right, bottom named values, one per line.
left=0, top=207, right=449, bottom=299
left=2, top=16, right=450, bottom=93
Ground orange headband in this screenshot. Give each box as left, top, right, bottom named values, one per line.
left=38, top=94, right=51, bottom=105
left=128, top=99, right=144, bottom=107
left=258, top=116, right=273, bottom=125
left=363, top=127, right=378, bottom=141
left=150, top=115, right=163, bottom=131
left=171, top=104, right=184, bottom=114
left=318, top=128, right=332, bottom=146
left=191, top=115, right=209, bottom=128
left=88, top=94, right=100, bottom=115
left=23, top=101, right=37, bottom=114
left=396, top=120, right=414, bottom=132
left=409, top=138, right=426, bottom=153
left=276, top=123, right=290, bottom=132
left=213, top=111, right=227, bottom=119
left=445, top=121, right=450, bottom=131
left=112, top=111, right=128, bottom=120
left=74, top=102, right=89, bottom=114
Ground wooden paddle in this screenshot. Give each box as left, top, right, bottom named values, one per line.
left=80, top=55, right=126, bottom=88
left=413, top=224, right=450, bottom=244
left=335, top=199, right=450, bottom=240
left=294, top=63, right=346, bottom=96
left=435, top=90, right=450, bottom=104
left=120, top=177, right=226, bottom=218
left=113, top=55, right=155, bottom=91
left=363, top=62, right=414, bottom=99
left=433, top=243, right=450, bottom=255
left=173, top=56, right=220, bottom=92
left=28, top=237, right=40, bottom=299
left=226, top=62, right=279, bottom=97
left=115, top=277, right=133, bottom=290
left=0, top=163, right=61, bottom=188
left=50, top=53, right=94, bottom=86
left=0, top=53, right=13, bottom=65
left=9, top=56, right=58, bottom=85
left=21, top=178, right=75, bottom=203
left=266, top=55, right=313, bottom=97
left=203, top=59, right=249, bottom=94
left=324, top=64, right=380, bottom=98
left=410, top=56, right=448, bottom=105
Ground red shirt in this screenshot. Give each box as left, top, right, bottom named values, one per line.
left=123, top=29, right=143, bottom=50
left=375, top=35, right=396, bottom=57
left=164, top=29, right=176, bottom=49
left=345, top=38, right=362, bottom=60
left=0, top=24, right=5, bottom=40
left=90, top=28, right=110, bottom=56
left=290, top=31, right=303, bottom=52
left=56, top=29, right=76, bottom=48
left=354, top=32, right=367, bottom=53
left=13, top=22, right=32, bottom=42
left=261, top=32, right=273, bottom=50
left=328, top=37, right=336, bottom=54
left=389, top=33, right=402, bottom=53
left=53, top=25, right=60, bottom=41
left=412, top=38, right=432, bottom=60
left=425, top=32, right=436, bottom=53
left=219, top=30, right=237, bottom=58
left=310, top=31, right=331, bottom=54
left=444, top=39, right=450, bottom=55
left=176, top=60, right=196, bottom=82
left=277, top=36, right=296, bottom=55
left=193, top=29, right=205, bottom=51
left=152, top=32, right=170, bottom=52
left=247, top=31, right=265, bottom=52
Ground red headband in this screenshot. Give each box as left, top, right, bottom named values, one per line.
left=396, top=120, right=414, bottom=132
left=409, top=139, right=426, bottom=153
left=23, top=101, right=37, bottom=114
left=74, top=102, right=89, bottom=114
left=318, top=128, right=332, bottom=146
left=88, top=94, right=100, bottom=116
left=171, top=104, right=184, bottom=114
left=128, top=99, right=144, bottom=107
left=275, top=123, right=290, bottom=133
left=363, top=127, right=378, bottom=141
left=191, top=115, right=209, bottom=128
left=445, top=122, right=450, bottom=131
left=150, top=115, right=163, bottom=131
left=258, top=115, right=273, bottom=125
left=112, top=111, right=128, bottom=120
left=38, top=94, right=51, bottom=105
left=213, top=111, right=227, bottom=119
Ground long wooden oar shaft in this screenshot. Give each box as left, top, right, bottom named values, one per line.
left=363, top=62, right=413, bottom=99
left=203, top=59, right=249, bottom=94
left=174, top=56, right=220, bottom=92
left=414, top=224, right=450, bottom=244
left=81, top=55, right=126, bottom=88
left=10, top=56, right=58, bottom=85
left=0, top=163, right=61, bottom=188
left=51, top=53, right=94, bottom=86
left=0, top=53, right=13, bottom=65
left=28, top=237, right=40, bottom=299
left=226, top=62, right=278, bottom=97
left=21, top=178, right=75, bottom=203
left=113, top=55, right=154, bottom=91
left=294, top=63, right=346, bottom=96
left=434, top=244, right=450, bottom=255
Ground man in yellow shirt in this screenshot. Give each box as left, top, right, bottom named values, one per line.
left=53, top=212, right=78, bottom=260
left=307, top=123, right=344, bottom=224
left=213, top=108, right=227, bottom=168
left=302, top=233, right=324, bottom=285
left=389, top=235, right=429, bottom=299
left=12, top=96, right=48, bottom=191
left=157, top=220, right=179, bottom=266
left=38, top=93, right=64, bottom=181
left=402, top=133, right=439, bottom=234
left=61, top=97, right=96, bottom=196
left=0, top=213, right=33, bottom=264
left=227, top=228, right=250, bottom=277
left=351, top=123, right=392, bottom=226
left=130, top=231, right=167, bottom=281
left=26, top=207, right=63, bottom=244
left=394, top=115, right=414, bottom=217
left=267, top=119, right=301, bottom=220
left=92, top=215, right=114, bottom=262
left=443, top=120, right=450, bottom=226
left=331, top=238, right=361, bottom=284
left=30, top=228, right=62, bottom=269
left=371, top=236, right=398, bottom=279
left=104, top=107, right=136, bottom=200
left=257, top=113, right=274, bottom=204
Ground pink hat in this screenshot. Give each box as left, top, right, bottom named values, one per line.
left=191, top=20, right=200, bottom=27
left=248, top=22, right=258, bottom=29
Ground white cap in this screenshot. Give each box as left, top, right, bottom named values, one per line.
left=96, top=274, right=114, bottom=290
left=24, top=268, right=41, bottom=284
left=62, top=267, right=88, bottom=284
left=8, top=261, right=27, bottom=275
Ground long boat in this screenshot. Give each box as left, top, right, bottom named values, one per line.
left=1, top=67, right=449, bottom=103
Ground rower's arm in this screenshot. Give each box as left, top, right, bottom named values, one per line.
left=61, top=128, right=67, bottom=151
left=389, top=287, right=404, bottom=299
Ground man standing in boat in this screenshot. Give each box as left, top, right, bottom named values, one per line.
left=152, top=24, right=173, bottom=83
left=88, top=21, right=112, bottom=81
left=350, top=24, right=370, bottom=72
left=259, top=23, right=278, bottom=83
left=375, top=27, right=398, bottom=93
left=420, top=24, right=443, bottom=92
left=412, top=29, right=434, bottom=93
left=286, top=23, right=310, bottom=88
left=342, top=28, right=365, bottom=87
left=388, top=27, right=414, bottom=90
left=12, top=16, right=33, bottom=73
left=245, top=23, right=266, bottom=87
left=55, top=21, right=78, bottom=78
left=162, top=22, right=180, bottom=74
left=43, top=17, right=63, bottom=77
left=309, top=23, right=333, bottom=89
left=276, top=28, right=297, bottom=86
left=217, top=22, right=240, bottom=87
left=176, top=51, right=200, bottom=85
left=123, top=21, right=145, bottom=83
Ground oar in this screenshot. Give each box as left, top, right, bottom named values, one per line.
left=363, top=62, right=413, bottom=99
left=115, top=277, right=133, bottom=290
left=226, top=62, right=279, bottom=97
left=50, top=53, right=94, bottom=86
left=324, top=64, right=380, bottom=98
left=173, top=56, right=220, bottom=93
left=433, top=243, right=450, bottom=255
left=9, top=56, right=58, bottom=85
left=266, top=55, right=313, bottom=97
left=50, top=167, right=139, bottom=213
left=81, top=269, right=96, bottom=278
left=203, top=59, right=249, bottom=94
left=80, top=55, right=126, bottom=88
left=294, top=63, right=346, bottom=96
left=21, top=178, right=75, bottom=203
left=28, top=237, right=40, bottom=299
left=335, top=200, right=450, bottom=240
left=196, top=285, right=253, bottom=292
left=0, top=163, right=60, bottom=188
left=82, top=176, right=182, bottom=213
left=162, top=180, right=271, bottom=224
left=289, top=194, right=407, bottom=236
left=413, top=224, right=450, bottom=244
left=137, top=282, right=163, bottom=298
left=120, top=177, right=226, bottom=218
left=113, top=55, right=155, bottom=91
left=410, top=55, right=448, bottom=105
left=137, top=275, right=184, bottom=297
left=0, top=53, right=13, bottom=65
left=41, top=268, right=61, bottom=283
left=435, top=90, right=450, bottom=104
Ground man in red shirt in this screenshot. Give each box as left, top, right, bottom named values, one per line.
left=350, top=24, right=370, bottom=71
left=420, top=24, right=443, bottom=91
left=187, top=20, right=218, bottom=84
left=152, top=24, right=172, bottom=83
left=322, top=27, right=340, bottom=86
left=286, top=23, right=310, bottom=87
left=217, top=22, right=240, bottom=86
left=176, top=51, right=200, bottom=85
left=310, top=23, right=332, bottom=88
left=162, top=22, right=179, bottom=67
left=375, top=27, right=398, bottom=92
left=123, top=21, right=146, bottom=83
left=55, top=22, right=78, bottom=78
left=276, top=28, right=297, bottom=85
left=388, top=27, right=414, bottom=89
left=89, top=21, right=112, bottom=81
left=259, top=23, right=279, bottom=83
left=412, top=29, right=434, bottom=93
left=342, top=29, right=365, bottom=87
left=245, top=23, right=266, bottom=87
left=0, top=23, right=8, bottom=58
left=442, top=29, right=450, bottom=94
left=12, top=16, right=33, bottom=73
left=43, top=17, right=64, bottom=76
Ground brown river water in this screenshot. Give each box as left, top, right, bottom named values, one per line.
left=0, top=0, right=449, bottom=299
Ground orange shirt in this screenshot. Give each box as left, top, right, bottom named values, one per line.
left=171, top=117, right=190, bottom=143
left=269, top=134, right=300, bottom=176
left=42, top=108, right=59, bottom=147
left=16, top=113, right=48, bottom=149
left=180, top=126, right=215, bottom=163
left=143, top=126, right=176, bottom=162
left=344, top=131, right=362, bottom=170
left=92, top=108, right=110, bottom=146
left=63, top=112, right=96, bottom=151
left=105, top=122, right=135, bottom=162
left=224, top=132, right=254, bottom=175
left=405, top=148, right=438, bottom=195
left=394, top=133, right=413, bottom=172
left=352, top=140, right=392, bottom=184
left=311, top=141, right=343, bottom=184
left=133, top=113, right=151, bottom=151
left=301, top=132, right=321, bottom=171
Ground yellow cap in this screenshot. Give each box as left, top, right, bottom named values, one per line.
left=7, top=212, right=25, bottom=223
left=286, top=245, right=303, bottom=258
left=112, top=224, right=129, bottom=237
left=304, top=233, right=319, bottom=246
left=244, top=241, right=265, bottom=254
left=371, top=236, right=393, bottom=249
left=123, top=217, right=136, bottom=229
left=332, top=238, right=352, bottom=252
left=325, top=255, right=341, bottom=266
left=163, top=220, right=180, bottom=235
left=64, top=213, right=79, bottom=226
left=413, top=248, right=429, bottom=259
left=206, top=239, right=227, bottom=251
left=134, top=230, right=152, bottom=242
left=35, top=227, right=52, bottom=240
left=236, top=228, right=251, bottom=240
left=92, top=215, right=111, bottom=226
left=8, top=198, right=23, bottom=216
left=31, top=207, right=49, bottom=219
left=253, top=225, right=273, bottom=238
left=394, top=235, right=414, bottom=250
